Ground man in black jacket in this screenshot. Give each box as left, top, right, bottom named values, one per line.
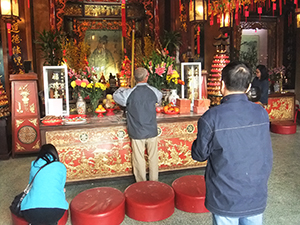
left=192, top=61, right=273, bottom=225
left=113, top=67, right=162, bottom=182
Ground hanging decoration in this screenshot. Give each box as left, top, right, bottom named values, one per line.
left=207, top=0, right=297, bottom=26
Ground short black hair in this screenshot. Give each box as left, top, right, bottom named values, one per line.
left=256, top=64, right=269, bottom=81
left=222, top=61, right=252, bottom=92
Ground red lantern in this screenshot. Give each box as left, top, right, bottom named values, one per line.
left=258, top=6, right=262, bottom=20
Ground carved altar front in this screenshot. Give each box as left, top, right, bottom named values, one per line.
left=265, top=93, right=295, bottom=121
left=40, top=113, right=206, bottom=182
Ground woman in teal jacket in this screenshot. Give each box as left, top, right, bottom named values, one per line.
left=21, top=144, right=68, bottom=225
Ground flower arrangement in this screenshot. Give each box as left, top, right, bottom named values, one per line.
left=142, top=49, right=184, bottom=90
left=69, top=66, right=108, bottom=112
left=268, top=66, right=286, bottom=84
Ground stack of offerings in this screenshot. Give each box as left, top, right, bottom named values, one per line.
left=193, top=99, right=211, bottom=114
left=207, top=34, right=230, bottom=106
left=176, top=99, right=191, bottom=114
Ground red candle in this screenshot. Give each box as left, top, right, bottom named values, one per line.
left=7, top=23, right=12, bottom=56
left=197, top=26, right=200, bottom=55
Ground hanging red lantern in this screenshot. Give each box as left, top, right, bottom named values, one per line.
left=245, top=10, right=249, bottom=22
left=258, top=6, right=262, bottom=14
left=272, top=2, right=276, bottom=16
left=295, top=0, right=298, bottom=10
left=258, top=6, right=262, bottom=20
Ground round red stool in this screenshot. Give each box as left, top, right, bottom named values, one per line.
left=270, top=121, right=297, bottom=134
left=124, top=181, right=175, bottom=222
left=172, top=175, right=209, bottom=213
left=11, top=209, right=68, bottom=225
left=70, top=187, right=125, bottom=225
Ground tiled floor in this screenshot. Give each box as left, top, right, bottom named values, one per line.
left=1, top=127, right=300, bottom=225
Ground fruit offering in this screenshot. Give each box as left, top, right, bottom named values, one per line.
left=103, top=94, right=116, bottom=109
left=95, top=104, right=106, bottom=113
left=163, top=104, right=180, bottom=114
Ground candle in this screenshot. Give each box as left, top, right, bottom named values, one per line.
left=131, top=29, right=135, bottom=87
left=7, top=23, right=12, bottom=56
left=197, top=26, right=200, bottom=55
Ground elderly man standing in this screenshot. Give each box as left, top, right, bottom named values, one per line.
left=113, top=67, right=162, bottom=182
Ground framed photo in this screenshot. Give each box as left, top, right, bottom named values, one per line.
left=43, top=66, right=69, bottom=116
left=181, top=62, right=202, bottom=111
left=85, top=30, right=122, bottom=80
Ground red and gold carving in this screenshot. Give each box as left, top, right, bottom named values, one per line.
left=74, top=20, right=122, bottom=41
left=45, top=120, right=205, bottom=182
left=265, top=95, right=294, bottom=121
left=11, top=74, right=41, bottom=156
left=13, top=82, right=38, bottom=117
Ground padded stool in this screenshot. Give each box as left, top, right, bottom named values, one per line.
left=70, top=187, right=125, bottom=225
left=11, top=209, right=68, bottom=225
left=172, top=175, right=209, bottom=213
left=270, top=109, right=299, bottom=135
left=270, top=120, right=297, bottom=134
left=124, top=181, right=175, bottom=222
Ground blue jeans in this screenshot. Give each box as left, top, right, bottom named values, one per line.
left=213, top=213, right=263, bottom=225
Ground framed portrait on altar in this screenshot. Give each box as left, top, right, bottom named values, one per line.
left=85, top=30, right=122, bottom=80
left=43, top=66, right=69, bottom=116
left=181, top=62, right=202, bottom=111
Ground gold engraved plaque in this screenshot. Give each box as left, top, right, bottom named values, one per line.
left=18, top=126, right=37, bottom=144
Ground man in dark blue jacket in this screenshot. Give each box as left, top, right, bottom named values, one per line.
left=113, top=67, right=162, bottom=182
left=192, top=61, right=273, bottom=225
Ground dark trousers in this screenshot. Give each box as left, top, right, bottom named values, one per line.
left=22, top=208, right=66, bottom=225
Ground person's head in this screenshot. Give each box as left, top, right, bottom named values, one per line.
left=134, top=67, right=149, bottom=83
left=34, top=144, right=59, bottom=165
left=256, top=64, right=268, bottom=80
left=221, top=61, right=252, bottom=95
left=97, top=35, right=108, bottom=49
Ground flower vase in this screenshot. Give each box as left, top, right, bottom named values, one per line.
left=161, top=89, right=170, bottom=103
left=76, top=96, right=86, bottom=115
left=90, top=98, right=100, bottom=116
left=168, top=89, right=179, bottom=106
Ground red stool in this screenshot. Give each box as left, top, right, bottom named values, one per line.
left=11, top=210, right=68, bottom=225
left=172, top=175, right=209, bottom=213
left=124, top=181, right=175, bottom=222
left=270, top=120, right=297, bottom=134
left=70, top=187, right=125, bottom=225
left=270, top=108, right=299, bottom=135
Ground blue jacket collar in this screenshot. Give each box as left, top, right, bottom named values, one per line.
left=221, top=93, right=248, bottom=104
